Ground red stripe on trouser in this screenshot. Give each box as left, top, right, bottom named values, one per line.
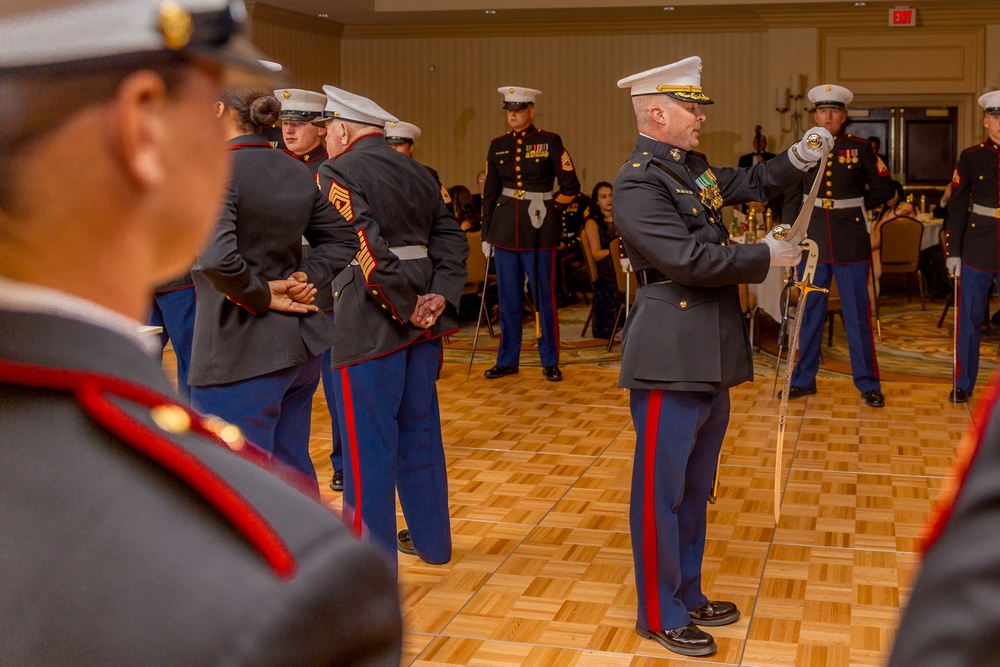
left=339, top=367, right=363, bottom=535
left=643, top=390, right=663, bottom=630
left=863, top=261, right=880, bottom=379
left=548, top=248, right=560, bottom=354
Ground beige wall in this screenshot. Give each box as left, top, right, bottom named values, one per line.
left=248, top=3, right=1000, bottom=194
left=248, top=3, right=343, bottom=92
left=340, top=31, right=770, bottom=195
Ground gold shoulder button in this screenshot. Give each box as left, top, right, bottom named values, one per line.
left=151, top=404, right=191, bottom=434
left=679, top=300, right=688, bottom=309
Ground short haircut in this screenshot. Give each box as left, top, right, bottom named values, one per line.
left=0, top=57, right=189, bottom=214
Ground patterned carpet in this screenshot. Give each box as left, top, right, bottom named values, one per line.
left=445, top=298, right=998, bottom=383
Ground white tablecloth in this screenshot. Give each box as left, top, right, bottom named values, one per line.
left=916, top=213, right=943, bottom=251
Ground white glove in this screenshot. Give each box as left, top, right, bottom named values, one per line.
left=763, top=226, right=803, bottom=267
left=619, top=257, right=632, bottom=272
left=947, top=256, right=962, bottom=277
left=482, top=241, right=492, bottom=258
left=787, top=126, right=834, bottom=171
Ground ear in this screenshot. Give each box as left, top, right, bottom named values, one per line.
left=649, top=104, right=667, bottom=127
left=112, top=70, right=170, bottom=188
left=528, top=106, right=536, bottom=120
left=214, top=101, right=225, bottom=119
left=317, top=125, right=327, bottom=137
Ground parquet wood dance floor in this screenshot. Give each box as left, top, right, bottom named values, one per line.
left=304, top=355, right=970, bottom=666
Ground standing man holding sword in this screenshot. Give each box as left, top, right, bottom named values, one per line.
left=612, top=56, right=831, bottom=658
left=944, top=90, right=1000, bottom=404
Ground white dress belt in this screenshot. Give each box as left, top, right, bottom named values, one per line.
left=351, top=245, right=428, bottom=266
left=972, top=204, right=1000, bottom=219
left=501, top=188, right=553, bottom=201
left=806, top=196, right=865, bottom=210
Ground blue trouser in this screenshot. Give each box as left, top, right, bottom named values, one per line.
left=791, top=260, right=881, bottom=393
left=629, top=388, right=729, bottom=632
left=148, top=287, right=196, bottom=399
left=494, top=246, right=559, bottom=368
left=333, top=339, right=451, bottom=570
left=189, top=355, right=322, bottom=482
left=955, top=265, right=998, bottom=393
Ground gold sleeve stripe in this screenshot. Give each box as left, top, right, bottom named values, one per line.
left=355, top=229, right=377, bottom=280
left=560, top=149, right=574, bottom=172
left=328, top=180, right=354, bottom=222
left=554, top=193, right=574, bottom=205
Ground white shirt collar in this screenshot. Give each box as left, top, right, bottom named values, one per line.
left=0, top=277, right=157, bottom=353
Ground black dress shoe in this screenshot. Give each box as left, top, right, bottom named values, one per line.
left=396, top=529, right=416, bottom=556
left=862, top=389, right=885, bottom=408
left=543, top=365, right=562, bottom=382
left=635, top=622, right=716, bottom=657
left=688, top=600, right=740, bottom=627
left=779, top=385, right=816, bottom=400
left=328, top=470, right=343, bottom=492
left=484, top=364, right=519, bottom=379
left=949, top=387, right=971, bottom=404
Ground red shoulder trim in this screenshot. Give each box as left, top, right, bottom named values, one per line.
left=921, top=373, right=1000, bottom=553
left=535, top=129, right=559, bottom=137
left=0, top=360, right=297, bottom=579
left=842, top=134, right=871, bottom=145
left=490, top=132, right=512, bottom=143
left=227, top=142, right=271, bottom=151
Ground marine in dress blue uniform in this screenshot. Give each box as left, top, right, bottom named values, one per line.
left=275, top=87, right=347, bottom=491
left=188, top=92, right=359, bottom=485
left=315, top=86, right=468, bottom=569
left=782, top=84, right=894, bottom=408
left=613, top=57, right=824, bottom=657
left=148, top=269, right=197, bottom=399
left=481, top=86, right=581, bottom=381
left=0, top=2, right=401, bottom=663
left=385, top=120, right=455, bottom=212
left=944, top=91, right=1000, bottom=404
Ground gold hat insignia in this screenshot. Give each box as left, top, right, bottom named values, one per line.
left=826, top=85, right=833, bottom=92
left=509, top=88, right=515, bottom=94
left=698, top=63, right=703, bottom=73
left=282, top=90, right=291, bottom=99
left=157, top=0, right=193, bottom=51
left=390, top=121, right=397, bottom=128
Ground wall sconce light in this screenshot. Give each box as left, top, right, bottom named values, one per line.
left=776, top=74, right=807, bottom=137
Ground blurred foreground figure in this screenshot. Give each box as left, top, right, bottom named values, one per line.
left=0, top=1, right=401, bottom=664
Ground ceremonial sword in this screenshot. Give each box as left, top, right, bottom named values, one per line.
left=765, top=131, right=832, bottom=523
left=466, top=245, right=493, bottom=381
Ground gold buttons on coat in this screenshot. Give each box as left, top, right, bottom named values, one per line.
left=151, top=405, right=190, bottom=433
left=679, top=300, right=688, bottom=309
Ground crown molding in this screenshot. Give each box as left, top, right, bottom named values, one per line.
left=342, top=16, right=766, bottom=39
left=251, top=2, right=345, bottom=36
left=338, top=4, right=1000, bottom=39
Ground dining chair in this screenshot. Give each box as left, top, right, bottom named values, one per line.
left=878, top=216, right=925, bottom=309
left=607, top=238, right=637, bottom=351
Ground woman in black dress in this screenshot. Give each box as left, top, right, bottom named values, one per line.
left=582, top=181, right=620, bottom=338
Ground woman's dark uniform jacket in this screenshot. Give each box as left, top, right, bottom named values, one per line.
left=782, top=132, right=893, bottom=264
left=0, top=309, right=402, bottom=665
left=945, top=138, right=1000, bottom=271
left=189, top=136, right=359, bottom=386
left=318, top=135, right=469, bottom=367
left=481, top=126, right=581, bottom=250
left=613, top=136, right=805, bottom=391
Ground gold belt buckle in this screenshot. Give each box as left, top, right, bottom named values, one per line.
left=512, top=189, right=525, bottom=200
left=821, top=198, right=835, bottom=210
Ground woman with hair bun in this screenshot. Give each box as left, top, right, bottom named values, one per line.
left=188, top=89, right=359, bottom=489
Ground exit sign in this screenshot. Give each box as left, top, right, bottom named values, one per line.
left=890, top=6, right=916, bottom=26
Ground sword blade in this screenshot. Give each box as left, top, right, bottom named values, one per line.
left=466, top=249, right=492, bottom=381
